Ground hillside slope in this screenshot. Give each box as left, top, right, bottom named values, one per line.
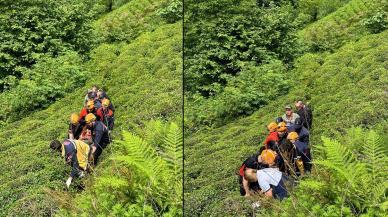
left=0, top=1, right=182, bottom=216
left=184, top=28, right=387, bottom=216
left=299, top=0, right=386, bottom=52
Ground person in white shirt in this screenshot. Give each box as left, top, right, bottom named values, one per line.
left=244, top=149, right=288, bottom=200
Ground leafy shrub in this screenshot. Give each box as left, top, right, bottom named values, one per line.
left=94, top=0, right=132, bottom=12
left=185, top=0, right=301, bottom=127
left=296, top=0, right=351, bottom=25
left=185, top=1, right=300, bottom=95
left=93, top=0, right=168, bottom=43
left=362, top=9, right=388, bottom=34
left=187, top=60, right=291, bottom=127
left=0, top=0, right=97, bottom=91
left=156, top=0, right=183, bottom=23
left=0, top=52, right=87, bottom=123
left=299, top=0, right=386, bottom=52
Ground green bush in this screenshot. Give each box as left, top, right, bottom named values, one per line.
left=0, top=52, right=87, bottom=123
left=185, top=0, right=301, bottom=127
left=186, top=60, right=291, bottom=127
left=185, top=1, right=300, bottom=95
left=0, top=0, right=97, bottom=91
left=362, top=9, right=388, bottom=34
left=156, top=0, right=183, bottom=23
left=299, top=0, right=387, bottom=52
left=296, top=0, right=351, bottom=25
left=93, top=0, right=168, bottom=43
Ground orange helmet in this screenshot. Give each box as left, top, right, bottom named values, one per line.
left=70, top=113, right=79, bottom=124
left=267, top=122, right=278, bottom=132
left=277, top=122, right=287, bottom=132
left=260, top=149, right=277, bottom=165
left=87, top=100, right=94, bottom=110
left=85, top=113, right=96, bottom=124
left=102, top=98, right=110, bottom=108
left=287, top=132, right=299, bottom=141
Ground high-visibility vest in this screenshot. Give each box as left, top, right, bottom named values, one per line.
left=62, top=140, right=90, bottom=170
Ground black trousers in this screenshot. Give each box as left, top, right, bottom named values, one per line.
left=92, top=142, right=109, bottom=166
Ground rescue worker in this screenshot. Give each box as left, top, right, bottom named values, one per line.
left=88, top=91, right=102, bottom=109
left=288, top=119, right=312, bottom=173
left=277, top=122, right=289, bottom=150
left=244, top=150, right=288, bottom=200
left=68, top=113, right=83, bottom=140
left=50, top=139, right=90, bottom=188
left=276, top=122, right=293, bottom=174
left=282, top=105, right=300, bottom=127
left=79, top=100, right=103, bottom=123
left=84, top=89, right=92, bottom=107
left=97, top=89, right=115, bottom=112
left=295, top=100, right=313, bottom=130
left=84, top=85, right=99, bottom=107
left=85, top=113, right=110, bottom=165
left=287, top=132, right=309, bottom=176
left=96, top=98, right=115, bottom=130
left=263, top=122, right=279, bottom=150
left=288, top=118, right=310, bottom=145
left=238, top=153, right=267, bottom=196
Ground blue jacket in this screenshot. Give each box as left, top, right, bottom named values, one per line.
left=288, top=125, right=310, bottom=145
left=92, top=121, right=110, bottom=149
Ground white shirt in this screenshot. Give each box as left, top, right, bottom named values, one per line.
left=257, top=168, right=282, bottom=192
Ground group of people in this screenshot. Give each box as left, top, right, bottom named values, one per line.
left=50, top=85, right=115, bottom=188
left=239, top=100, right=313, bottom=201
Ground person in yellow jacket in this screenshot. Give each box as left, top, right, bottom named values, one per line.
left=50, top=139, right=90, bottom=188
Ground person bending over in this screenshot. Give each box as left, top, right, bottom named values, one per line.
left=244, top=149, right=288, bottom=200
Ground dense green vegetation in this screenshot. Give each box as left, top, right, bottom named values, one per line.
left=184, top=0, right=387, bottom=216
left=0, top=0, right=97, bottom=91
left=0, top=0, right=182, bottom=216
left=184, top=0, right=301, bottom=127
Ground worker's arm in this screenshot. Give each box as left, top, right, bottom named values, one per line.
left=242, top=177, right=251, bottom=196
left=262, top=188, right=273, bottom=198
left=258, top=171, right=273, bottom=198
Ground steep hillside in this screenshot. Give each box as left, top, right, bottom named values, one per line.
left=299, top=0, right=387, bottom=52
left=184, top=6, right=387, bottom=215
left=0, top=1, right=182, bottom=216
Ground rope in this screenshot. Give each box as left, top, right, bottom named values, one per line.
left=273, top=144, right=298, bottom=178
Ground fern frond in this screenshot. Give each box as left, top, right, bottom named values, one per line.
left=363, top=130, right=387, bottom=182
left=316, top=136, right=368, bottom=189
left=162, top=122, right=183, bottom=179
left=370, top=182, right=388, bottom=208
left=113, top=131, right=167, bottom=185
